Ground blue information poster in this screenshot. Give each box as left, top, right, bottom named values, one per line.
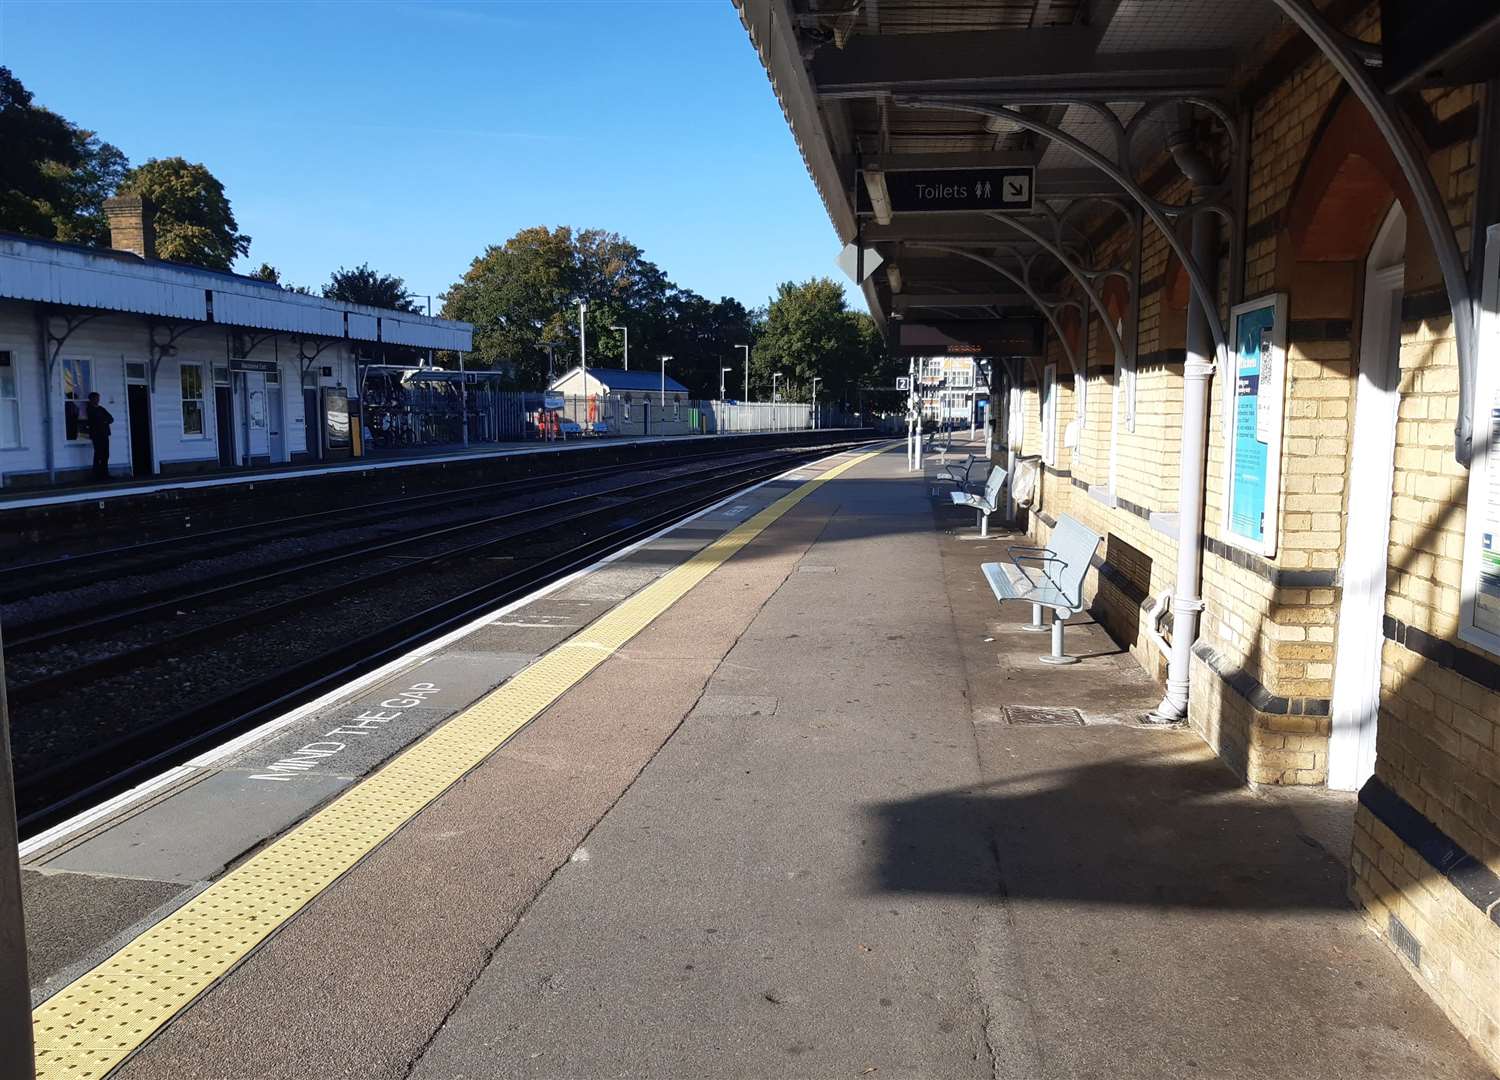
left=1225, top=297, right=1285, bottom=553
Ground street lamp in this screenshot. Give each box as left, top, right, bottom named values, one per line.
left=811, top=376, right=822, bottom=430
left=772, top=372, right=783, bottom=402
left=659, top=355, right=671, bottom=406
left=720, top=366, right=732, bottom=401
left=736, top=344, right=749, bottom=401
left=610, top=324, right=629, bottom=370
left=578, top=300, right=588, bottom=399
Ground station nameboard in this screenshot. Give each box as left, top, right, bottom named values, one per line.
left=229, top=357, right=278, bottom=373
left=896, top=319, right=1042, bottom=357
left=860, top=167, right=1035, bottom=214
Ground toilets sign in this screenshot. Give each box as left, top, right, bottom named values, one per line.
left=860, top=167, right=1034, bottom=214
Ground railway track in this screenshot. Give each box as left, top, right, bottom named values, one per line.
left=11, top=438, right=875, bottom=836
left=0, top=440, right=807, bottom=604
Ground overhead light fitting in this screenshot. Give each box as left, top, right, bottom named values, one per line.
left=863, top=168, right=893, bottom=226
left=886, top=264, right=904, bottom=294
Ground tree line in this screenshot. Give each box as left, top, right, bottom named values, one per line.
left=0, top=66, right=897, bottom=403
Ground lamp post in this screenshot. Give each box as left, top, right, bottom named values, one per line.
left=811, top=376, right=821, bottom=430
left=578, top=300, right=588, bottom=408
left=610, top=325, right=629, bottom=370
left=772, top=372, right=783, bottom=402
left=659, top=356, right=671, bottom=406
left=736, top=344, right=749, bottom=402
left=720, top=366, right=731, bottom=401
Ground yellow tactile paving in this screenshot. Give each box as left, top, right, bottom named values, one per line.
left=30, top=446, right=886, bottom=1079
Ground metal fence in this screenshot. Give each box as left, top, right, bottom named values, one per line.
left=356, top=389, right=857, bottom=453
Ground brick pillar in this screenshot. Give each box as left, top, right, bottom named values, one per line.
left=102, top=194, right=156, bottom=260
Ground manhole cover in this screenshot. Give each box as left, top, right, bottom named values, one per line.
left=1004, top=706, right=1085, bottom=726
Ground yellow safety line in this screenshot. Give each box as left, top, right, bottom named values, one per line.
left=31, top=447, right=885, bottom=1079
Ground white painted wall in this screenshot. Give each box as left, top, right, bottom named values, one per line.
left=0, top=301, right=364, bottom=484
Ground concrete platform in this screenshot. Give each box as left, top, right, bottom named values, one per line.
left=0, top=430, right=827, bottom=510
left=22, top=442, right=1495, bottom=1079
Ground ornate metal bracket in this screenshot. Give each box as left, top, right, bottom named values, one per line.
left=908, top=241, right=1084, bottom=376
left=148, top=320, right=199, bottom=392
left=985, top=201, right=1136, bottom=366
left=228, top=329, right=279, bottom=361
left=296, top=335, right=342, bottom=377
left=901, top=95, right=1239, bottom=375
left=42, top=307, right=102, bottom=380
left=1268, top=0, right=1477, bottom=465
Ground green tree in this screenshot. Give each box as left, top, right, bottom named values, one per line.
left=250, top=262, right=281, bottom=283
left=0, top=66, right=82, bottom=238
left=118, top=156, right=250, bottom=270
left=323, top=263, right=421, bottom=311
left=442, top=226, right=680, bottom=387
left=754, top=277, right=884, bottom=404
left=45, top=129, right=128, bottom=246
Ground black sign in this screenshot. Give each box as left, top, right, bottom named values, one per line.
left=860, top=167, right=1034, bottom=214
left=897, top=319, right=1043, bottom=358
left=229, top=357, right=279, bottom=373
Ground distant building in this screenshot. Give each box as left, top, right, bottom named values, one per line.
left=548, top=365, right=689, bottom=401
left=0, top=195, right=472, bottom=486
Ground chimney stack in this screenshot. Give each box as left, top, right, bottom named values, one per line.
left=103, top=194, right=157, bottom=260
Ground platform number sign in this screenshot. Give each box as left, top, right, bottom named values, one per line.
left=1221, top=293, right=1288, bottom=557
left=896, top=376, right=911, bottom=391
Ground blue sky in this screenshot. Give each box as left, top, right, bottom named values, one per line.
left=0, top=0, right=854, bottom=312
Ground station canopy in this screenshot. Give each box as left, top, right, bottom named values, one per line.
left=734, top=0, right=1500, bottom=366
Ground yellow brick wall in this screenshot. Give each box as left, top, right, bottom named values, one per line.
left=995, top=6, right=1499, bottom=1066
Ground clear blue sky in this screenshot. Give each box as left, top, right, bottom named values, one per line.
left=0, top=0, right=857, bottom=312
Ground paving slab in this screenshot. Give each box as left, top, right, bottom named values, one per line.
left=111, top=462, right=847, bottom=1080
left=39, top=770, right=352, bottom=884
left=21, top=869, right=186, bottom=1000
left=77, top=445, right=1497, bottom=1080
left=408, top=448, right=997, bottom=1080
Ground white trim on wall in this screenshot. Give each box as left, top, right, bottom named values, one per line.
left=1460, top=222, right=1500, bottom=655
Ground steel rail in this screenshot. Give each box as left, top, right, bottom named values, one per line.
left=5, top=444, right=804, bottom=650
left=7, top=446, right=834, bottom=697
left=0, top=441, right=803, bottom=602
left=13, top=441, right=875, bottom=832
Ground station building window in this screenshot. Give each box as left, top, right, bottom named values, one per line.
left=1040, top=363, right=1058, bottom=466
left=181, top=363, right=206, bottom=437
left=0, top=351, right=19, bottom=448
left=62, top=357, right=91, bottom=441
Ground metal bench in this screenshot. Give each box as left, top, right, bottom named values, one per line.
left=933, top=453, right=979, bottom=492
left=980, top=513, right=1102, bottom=665
left=949, top=465, right=1008, bottom=538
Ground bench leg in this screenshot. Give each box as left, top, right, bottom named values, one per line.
left=1021, top=602, right=1049, bottom=633
left=1038, top=609, right=1080, bottom=665
left=978, top=508, right=989, bottom=538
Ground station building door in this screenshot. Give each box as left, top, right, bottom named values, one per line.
left=234, top=371, right=270, bottom=465
left=267, top=369, right=286, bottom=462
left=1328, top=202, right=1406, bottom=791
left=215, top=384, right=235, bottom=467
left=124, top=362, right=153, bottom=478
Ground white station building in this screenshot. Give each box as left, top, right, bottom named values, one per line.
left=0, top=195, right=473, bottom=487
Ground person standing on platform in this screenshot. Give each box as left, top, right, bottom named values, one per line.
left=86, top=391, right=113, bottom=481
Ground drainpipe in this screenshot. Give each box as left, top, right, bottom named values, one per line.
left=1148, top=112, right=1219, bottom=724
left=37, top=309, right=55, bottom=485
